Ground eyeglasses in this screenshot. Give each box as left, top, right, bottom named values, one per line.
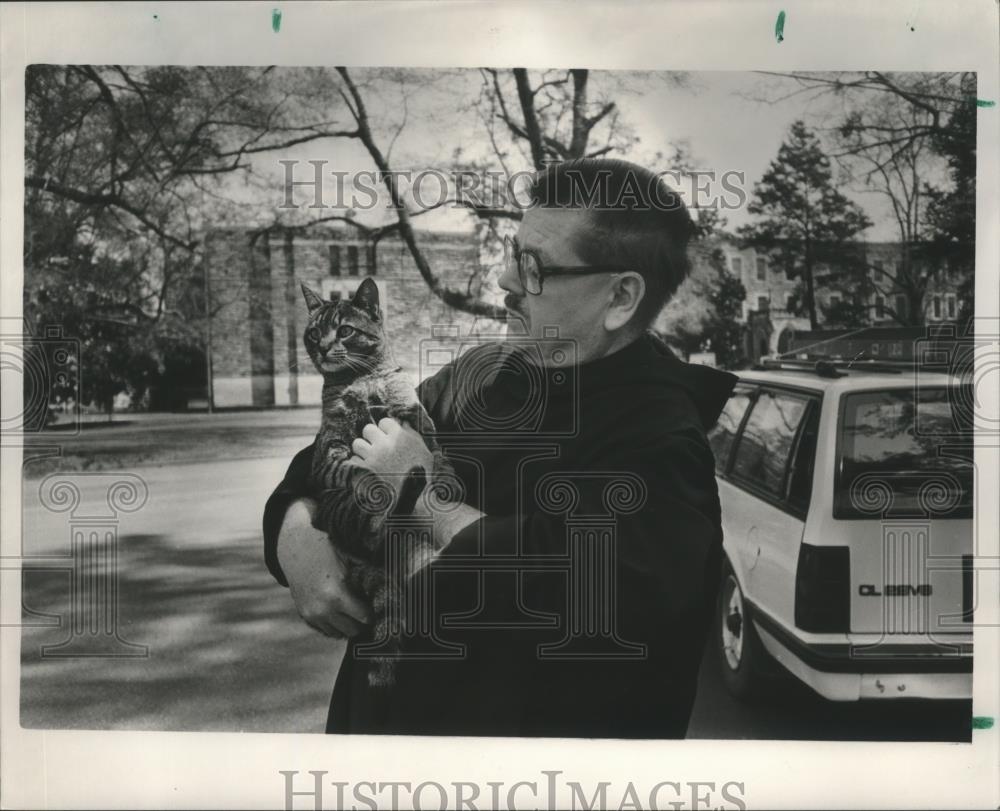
left=503, top=235, right=629, bottom=295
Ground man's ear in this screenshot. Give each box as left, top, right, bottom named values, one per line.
left=603, top=272, right=646, bottom=332
left=352, top=277, right=381, bottom=320
left=301, top=284, right=324, bottom=313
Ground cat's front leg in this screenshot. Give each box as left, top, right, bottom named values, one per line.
left=391, top=401, right=438, bottom=447
left=310, top=444, right=353, bottom=533
left=326, top=463, right=398, bottom=557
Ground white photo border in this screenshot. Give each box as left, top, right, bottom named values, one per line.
left=1, top=1, right=997, bottom=808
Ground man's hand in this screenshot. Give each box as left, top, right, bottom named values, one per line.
left=276, top=498, right=373, bottom=638
left=351, top=418, right=434, bottom=485
left=352, top=416, right=485, bottom=557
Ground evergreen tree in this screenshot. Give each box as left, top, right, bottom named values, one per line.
left=740, top=121, right=871, bottom=329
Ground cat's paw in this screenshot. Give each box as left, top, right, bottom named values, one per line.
left=390, top=465, right=427, bottom=516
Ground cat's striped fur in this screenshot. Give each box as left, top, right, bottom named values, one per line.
left=302, top=278, right=451, bottom=688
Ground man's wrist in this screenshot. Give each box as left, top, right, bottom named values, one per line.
left=412, top=497, right=483, bottom=547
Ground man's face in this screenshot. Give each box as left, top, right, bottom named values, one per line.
left=499, top=207, right=617, bottom=363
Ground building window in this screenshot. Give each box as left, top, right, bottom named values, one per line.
left=757, top=295, right=769, bottom=311
left=947, top=295, right=957, bottom=319
left=731, top=256, right=743, bottom=275
left=871, top=259, right=883, bottom=278
left=329, top=245, right=342, bottom=277
left=933, top=296, right=942, bottom=319
left=756, top=256, right=767, bottom=281
left=875, top=296, right=885, bottom=319
left=347, top=245, right=360, bottom=276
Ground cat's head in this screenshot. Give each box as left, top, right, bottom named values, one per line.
left=301, top=278, right=386, bottom=379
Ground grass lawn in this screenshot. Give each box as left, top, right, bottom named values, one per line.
left=24, top=410, right=321, bottom=479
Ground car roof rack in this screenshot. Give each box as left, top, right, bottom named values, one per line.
left=757, top=356, right=906, bottom=376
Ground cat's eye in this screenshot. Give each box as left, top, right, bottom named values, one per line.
left=306, top=327, right=319, bottom=341
left=337, top=325, right=356, bottom=340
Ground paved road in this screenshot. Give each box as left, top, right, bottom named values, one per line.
left=17, top=453, right=971, bottom=740
left=19, top=452, right=339, bottom=733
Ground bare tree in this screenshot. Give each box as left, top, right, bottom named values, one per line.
left=480, top=68, right=635, bottom=169
left=836, top=95, right=938, bottom=325
left=278, top=67, right=645, bottom=319
left=746, top=71, right=975, bottom=326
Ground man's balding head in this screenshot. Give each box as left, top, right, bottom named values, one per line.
left=527, top=158, right=694, bottom=327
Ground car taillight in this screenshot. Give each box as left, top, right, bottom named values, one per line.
left=962, top=554, right=974, bottom=623
left=795, top=543, right=850, bottom=632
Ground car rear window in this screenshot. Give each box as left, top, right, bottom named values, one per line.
left=836, top=386, right=973, bottom=519
left=708, top=386, right=753, bottom=474
left=730, top=390, right=809, bottom=497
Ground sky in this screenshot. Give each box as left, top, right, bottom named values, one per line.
left=237, top=69, right=943, bottom=242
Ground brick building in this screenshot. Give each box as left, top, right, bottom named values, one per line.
left=204, top=225, right=494, bottom=408
left=715, top=234, right=969, bottom=360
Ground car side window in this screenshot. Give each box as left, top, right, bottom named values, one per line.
left=787, top=402, right=820, bottom=514
left=730, top=389, right=809, bottom=498
left=708, top=386, right=754, bottom=474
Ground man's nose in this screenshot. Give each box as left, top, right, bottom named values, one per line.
left=497, top=262, right=522, bottom=294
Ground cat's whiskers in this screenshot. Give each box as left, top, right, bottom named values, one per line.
left=342, top=354, right=380, bottom=374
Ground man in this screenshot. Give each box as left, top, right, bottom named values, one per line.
left=263, top=158, right=737, bottom=738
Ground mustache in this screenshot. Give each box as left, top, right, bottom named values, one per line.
left=504, top=294, right=525, bottom=314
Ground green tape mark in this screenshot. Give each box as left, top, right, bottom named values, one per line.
left=972, top=716, right=994, bottom=729
left=271, top=8, right=282, bottom=33
left=976, top=99, right=996, bottom=108
left=775, top=10, right=786, bottom=43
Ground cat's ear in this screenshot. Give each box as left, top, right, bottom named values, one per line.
left=352, top=278, right=381, bottom=321
left=301, top=284, right=324, bottom=314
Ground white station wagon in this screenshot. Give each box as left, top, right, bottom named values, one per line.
left=708, top=357, right=974, bottom=701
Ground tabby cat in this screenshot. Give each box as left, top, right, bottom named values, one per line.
left=301, top=278, right=452, bottom=687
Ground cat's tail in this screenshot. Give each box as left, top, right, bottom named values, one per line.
left=366, top=584, right=399, bottom=689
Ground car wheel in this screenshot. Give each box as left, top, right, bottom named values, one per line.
left=716, top=557, right=772, bottom=701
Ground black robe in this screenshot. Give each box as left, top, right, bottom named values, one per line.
left=263, top=332, right=737, bottom=738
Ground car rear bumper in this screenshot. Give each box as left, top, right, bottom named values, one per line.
left=755, top=624, right=973, bottom=700
left=747, top=601, right=973, bottom=701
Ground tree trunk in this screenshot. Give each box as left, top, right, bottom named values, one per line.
left=803, top=238, right=819, bottom=330
left=513, top=69, right=547, bottom=170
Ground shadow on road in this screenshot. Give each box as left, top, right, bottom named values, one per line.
left=20, top=532, right=342, bottom=733
left=20, top=529, right=973, bottom=741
